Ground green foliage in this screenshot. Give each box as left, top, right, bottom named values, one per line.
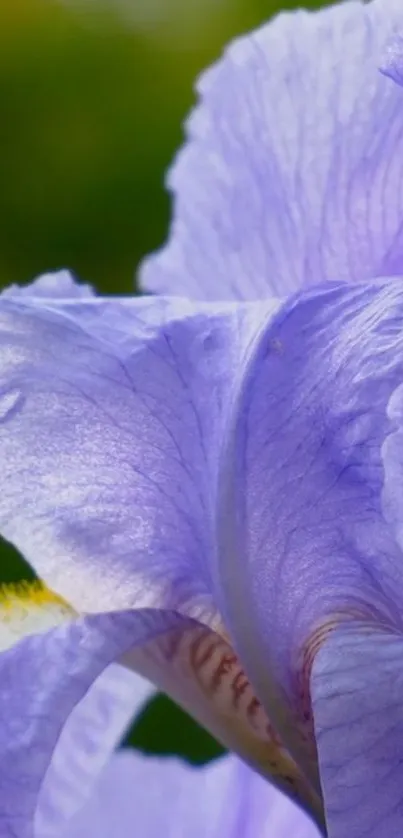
left=127, top=693, right=225, bottom=764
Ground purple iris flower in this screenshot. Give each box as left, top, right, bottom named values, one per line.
left=0, top=0, right=403, bottom=835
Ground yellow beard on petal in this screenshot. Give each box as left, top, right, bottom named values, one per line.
left=0, top=581, right=76, bottom=650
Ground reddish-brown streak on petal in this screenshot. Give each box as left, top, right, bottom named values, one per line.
left=210, top=653, right=238, bottom=692
left=231, top=670, right=249, bottom=707
left=123, top=620, right=324, bottom=823
left=295, top=605, right=397, bottom=755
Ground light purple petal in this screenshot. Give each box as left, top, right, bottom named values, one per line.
left=311, top=627, right=403, bottom=838
left=0, top=276, right=310, bottom=819
left=65, top=751, right=321, bottom=838
left=35, top=664, right=153, bottom=836
left=0, top=276, right=320, bottom=814
left=0, top=276, right=278, bottom=615
left=0, top=609, right=173, bottom=838
left=140, top=0, right=403, bottom=300
left=217, top=279, right=403, bottom=789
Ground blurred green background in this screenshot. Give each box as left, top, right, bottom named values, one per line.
left=0, top=0, right=325, bottom=762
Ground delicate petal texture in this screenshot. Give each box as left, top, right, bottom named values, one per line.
left=35, top=664, right=153, bottom=836
left=311, top=627, right=403, bottom=838
left=65, top=751, right=321, bottom=838
left=217, top=279, right=403, bottom=782
left=0, top=584, right=154, bottom=836
left=0, top=277, right=319, bottom=819
left=0, top=277, right=278, bottom=614
left=141, top=0, right=403, bottom=300
left=380, top=32, right=403, bottom=87
left=0, top=608, right=173, bottom=838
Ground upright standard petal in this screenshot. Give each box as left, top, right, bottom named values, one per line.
left=65, top=751, right=321, bottom=838
left=140, top=0, right=403, bottom=301
left=217, top=279, right=403, bottom=792
left=0, top=280, right=278, bottom=616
